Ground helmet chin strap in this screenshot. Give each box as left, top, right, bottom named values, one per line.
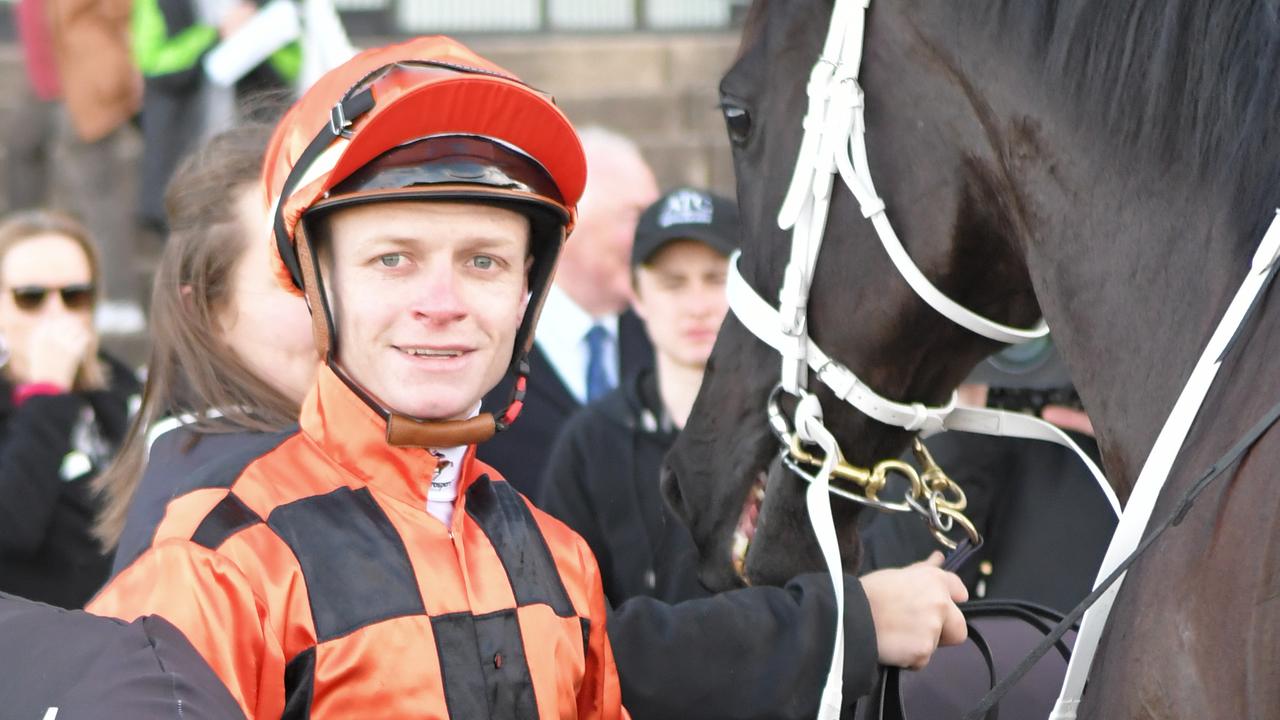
left=294, top=220, right=528, bottom=448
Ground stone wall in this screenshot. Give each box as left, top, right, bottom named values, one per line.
left=471, top=33, right=740, bottom=195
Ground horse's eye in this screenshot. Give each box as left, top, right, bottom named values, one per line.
left=723, top=104, right=752, bottom=145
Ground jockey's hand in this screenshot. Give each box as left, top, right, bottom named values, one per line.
left=860, top=551, right=968, bottom=669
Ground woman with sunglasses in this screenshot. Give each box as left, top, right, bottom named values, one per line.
left=0, top=125, right=299, bottom=720
left=0, top=209, right=140, bottom=608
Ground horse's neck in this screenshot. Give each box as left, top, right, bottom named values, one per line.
left=1022, top=152, right=1254, bottom=498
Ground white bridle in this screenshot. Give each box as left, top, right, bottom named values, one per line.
left=725, top=0, right=1115, bottom=484
left=727, top=0, right=1280, bottom=717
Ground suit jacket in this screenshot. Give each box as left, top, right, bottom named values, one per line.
left=480, top=309, right=653, bottom=500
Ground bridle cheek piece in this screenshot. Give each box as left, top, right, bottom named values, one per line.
left=725, top=0, right=1119, bottom=716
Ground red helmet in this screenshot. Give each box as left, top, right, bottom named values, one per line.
left=261, top=36, right=587, bottom=447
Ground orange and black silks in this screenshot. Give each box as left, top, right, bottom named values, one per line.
left=90, top=366, right=627, bottom=719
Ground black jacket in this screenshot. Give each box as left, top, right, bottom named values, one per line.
left=110, top=424, right=297, bottom=576
left=0, top=592, right=243, bottom=719
left=860, top=431, right=1118, bottom=614
left=0, top=357, right=139, bottom=608
left=611, top=575, right=878, bottom=720
left=539, top=367, right=705, bottom=606
left=539, top=369, right=880, bottom=719
left=479, top=308, right=653, bottom=500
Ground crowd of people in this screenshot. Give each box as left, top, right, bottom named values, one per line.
left=6, top=0, right=303, bottom=335
left=0, top=7, right=1119, bottom=719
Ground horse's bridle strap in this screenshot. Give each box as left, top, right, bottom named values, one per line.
left=775, top=0, right=1049, bottom=348
left=736, top=0, right=1075, bottom=715
left=727, top=251, right=1120, bottom=515
left=729, top=251, right=951, bottom=430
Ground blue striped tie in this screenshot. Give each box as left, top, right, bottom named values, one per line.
left=585, top=324, right=613, bottom=403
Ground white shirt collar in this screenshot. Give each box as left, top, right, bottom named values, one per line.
left=423, top=403, right=480, bottom=527
left=534, top=284, right=620, bottom=404
left=426, top=444, right=468, bottom=502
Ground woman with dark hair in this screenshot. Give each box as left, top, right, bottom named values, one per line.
left=0, top=210, right=140, bottom=608
left=95, top=124, right=315, bottom=572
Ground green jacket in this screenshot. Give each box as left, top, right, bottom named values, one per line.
left=131, top=0, right=300, bottom=88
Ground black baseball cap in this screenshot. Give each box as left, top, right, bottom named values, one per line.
left=631, top=187, right=740, bottom=267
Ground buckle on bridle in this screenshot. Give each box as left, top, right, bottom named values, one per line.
left=767, top=385, right=982, bottom=549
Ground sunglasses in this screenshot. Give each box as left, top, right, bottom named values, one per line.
left=10, top=283, right=96, bottom=312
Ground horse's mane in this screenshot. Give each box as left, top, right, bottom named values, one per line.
left=978, top=0, right=1280, bottom=235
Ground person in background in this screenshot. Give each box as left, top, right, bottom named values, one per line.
left=94, top=123, right=317, bottom=574
left=480, top=125, right=657, bottom=498
left=539, top=189, right=970, bottom=719
left=90, top=37, right=624, bottom=718
left=6, top=0, right=145, bottom=334
left=540, top=187, right=737, bottom=605
left=0, top=211, right=140, bottom=608
left=132, top=0, right=301, bottom=234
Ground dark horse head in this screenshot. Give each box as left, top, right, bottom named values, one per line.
left=664, top=0, right=1280, bottom=627
left=662, top=0, right=1046, bottom=591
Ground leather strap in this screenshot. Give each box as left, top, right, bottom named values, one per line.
left=386, top=413, right=497, bottom=447
left=774, top=0, right=1046, bottom=349
left=727, top=251, right=1120, bottom=516
left=741, top=1, right=1083, bottom=713
left=295, top=222, right=334, bottom=358
left=791, top=394, right=849, bottom=719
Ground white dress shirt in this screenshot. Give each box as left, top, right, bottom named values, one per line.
left=535, top=285, right=620, bottom=405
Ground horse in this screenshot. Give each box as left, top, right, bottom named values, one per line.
left=662, top=1, right=1280, bottom=717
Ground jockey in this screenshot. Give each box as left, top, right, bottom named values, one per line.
left=90, top=36, right=625, bottom=719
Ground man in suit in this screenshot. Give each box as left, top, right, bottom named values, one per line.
left=480, top=126, right=659, bottom=499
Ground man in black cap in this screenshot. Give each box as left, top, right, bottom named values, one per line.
left=539, top=186, right=739, bottom=606
left=537, top=189, right=972, bottom=719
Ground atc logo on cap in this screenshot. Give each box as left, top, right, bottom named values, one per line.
left=657, top=188, right=716, bottom=227
left=633, top=187, right=740, bottom=267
